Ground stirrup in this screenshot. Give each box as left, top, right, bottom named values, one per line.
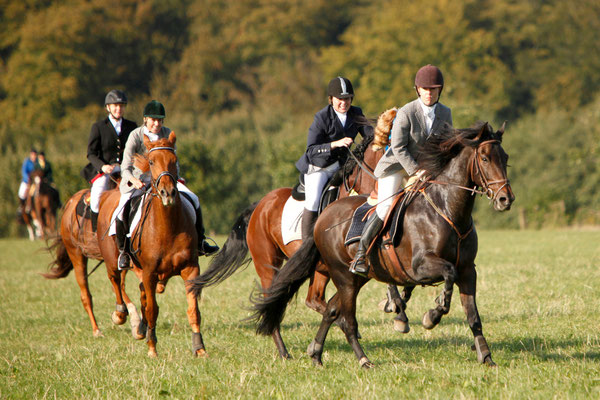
left=118, top=251, right=132, bottom=270
left=349, top=257, right=369, bottom=277
left=198, top=240, right=219, bottom=256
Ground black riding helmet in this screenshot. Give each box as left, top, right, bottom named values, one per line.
left=327, top=77, right=354, bottom=99
left=143, top=100, right=166, bottom=119
left=105, top=89, right=128, bottom=105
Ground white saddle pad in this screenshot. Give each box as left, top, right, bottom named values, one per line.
left=281, top=196, right=304, bottom=245
left=109, top=194, right=196, bottom=237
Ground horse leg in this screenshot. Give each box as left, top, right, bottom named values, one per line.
left=135, top=280, right=148, bottom=340
left=250, top=245, right=291, bottom=359
left=181, top=267, right=207, bottom=358
left=69, top=250, right=102, bottom=337
left=457, top=267, right=496, bottom=366
left=391, top=285, right=414, bottom=333
left=119, top=269, right=142, bottom=333
left=141, top=273, right=159, bottom=357
left=307, top=292, right=340, bottom=367
left=419, top=258, right=457, bottom=330
left=305, top=266, right=329, bottom=314
left=105, top=268, right=128, bottom=326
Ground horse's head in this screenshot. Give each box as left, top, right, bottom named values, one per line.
left=470, top=122, right=515, bottom=211
left=140, top=131, right=178, bottom=207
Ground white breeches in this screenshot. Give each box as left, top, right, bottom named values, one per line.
left=18, top=182, right=28, bottom=200
left=375, top=172, right=404, bottom=219
left=304, top=166, right=339, bottom=212
left=89, top=166, right=120, bottom=213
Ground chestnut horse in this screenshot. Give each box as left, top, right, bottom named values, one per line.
left=252, top=122, right=515, bottom=368
left=96, top=132, right=205, bottom=357
left=189, top=111, right=395, bottom=358
left=44, top=182, right=141, bottom=338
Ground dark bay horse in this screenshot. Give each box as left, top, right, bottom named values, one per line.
left=189, top=110, right=396, bottom=358
left=252, top=122, right=515, bottom=368
left=96, top=132, right=205, bottom=357
left=44, top=184, right=141, bottom=338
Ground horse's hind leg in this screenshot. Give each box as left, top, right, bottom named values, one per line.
left=307, top=292, right=340, bottom=366
left=106, top=268, right=129, bottom=326
left=305, top=266, right=329, bottom=315
left=457, top=267, right=495, bottom=366
left=69, top=250, right=102, bottom=337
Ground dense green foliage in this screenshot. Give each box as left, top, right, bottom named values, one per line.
left=1, top=230, right=600, bottom=397
left=1, top=0, right=599, bottom=237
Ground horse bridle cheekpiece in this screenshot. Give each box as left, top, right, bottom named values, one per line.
left=148, top=146, right=178, bottom=192
left=470, top=140, right=509, bottom=201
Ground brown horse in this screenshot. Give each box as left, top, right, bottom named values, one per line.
left=96, top=131, right=205, bottom=357
left=29, top=169, right=60, bottom=238
left=44, top=182, right=141, bottom=338
left=252, top=122, right=515, bottom=368
left=189, top=111, right=395, bottom=358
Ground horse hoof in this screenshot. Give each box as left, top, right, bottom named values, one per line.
left=483, top=355, right=496, bottom=367
left=148, top=351, right=158, bottom=358
left=93, top=329, right=104, bottom=338
left=393, top=319, right=410, bottom=333
left=156, top=280, right=167, bottom=294
left=111, top=311, right=127, bottom=326
left=194, top=349, right=208, bottom=358
left=422, top=311, right=435, bottom=330
left=359, top=357, right=374, bottom=369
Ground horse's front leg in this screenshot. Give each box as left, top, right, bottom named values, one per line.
left=141, top=272, right=159, bottom=357
left=457, top=266, right=495, bottom=366
left=182, top=266, right=207, bottom=358
left=412, top=254, right=457, bottom=330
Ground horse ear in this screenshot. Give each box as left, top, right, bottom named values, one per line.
left=475, top=122, right=488, bottom=140
left=169, top=131, right=176, bottom=146
left=497, top=120, right=507, bottom=140
left=143, top=133, right=151, bottom=149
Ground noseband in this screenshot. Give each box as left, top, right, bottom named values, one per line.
left=469, top=140, right=510, bottom=201
left=147, top=146, right=178, bottom=193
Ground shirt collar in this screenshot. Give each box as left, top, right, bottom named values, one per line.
left=418, top=98, right=437, bottom=119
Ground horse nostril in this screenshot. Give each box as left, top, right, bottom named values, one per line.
left=171, top=189, right=177, bottom=198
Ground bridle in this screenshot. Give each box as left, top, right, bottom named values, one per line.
left=147, top=146, right=178, bottom=194
left=427, top=139, right=509, bottom=201
left=469, top=139, right=510, bottom=201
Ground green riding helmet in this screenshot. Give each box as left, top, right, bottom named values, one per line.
left=143, top=100, right=166, bottom=119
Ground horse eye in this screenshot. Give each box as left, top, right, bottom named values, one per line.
left=149, top=160, right=154, bottom=166
left=481, top=156, right=489, bottom=163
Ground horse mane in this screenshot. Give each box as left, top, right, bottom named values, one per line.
left=417, top=121, right=497, bottom=178
left=373, top=108, right=396, bottom=150
left=133, top=136, right=174, bottom=173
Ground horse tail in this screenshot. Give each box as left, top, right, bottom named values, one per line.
left=372, top=107, right=397, bottom=150
left=188, top=202, right=258, bottom=297
left=250, top=236, right=320, bottom=336
left=42, top=235, right=73, bottom=279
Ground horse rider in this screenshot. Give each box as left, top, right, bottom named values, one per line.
left=81, top=89, right=137, bottom=232
left=36, top=151, right=54, bottom=184
left=18, top=148, right=38, bottom=214
left=114, top=100, right=219, bottom=270
left=350, top=64, right=453, bottom=276
left=295, top=76, right=373, bottom=242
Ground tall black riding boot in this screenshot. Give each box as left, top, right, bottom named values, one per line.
left=196, top=207, right=219, bottom=256
left=349, top=213, right=384, bottom=277
left=91, top=211, right=98, bottom=232
left=115, top=218, right=132, bottom=270
left=301, top=209, right=318, bottom=242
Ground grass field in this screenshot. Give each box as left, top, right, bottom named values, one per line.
left=1, top=230, right=599, bottom=399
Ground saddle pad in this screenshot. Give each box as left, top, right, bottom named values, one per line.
left=281, top=195, right=304, bottom=245
left=344, top=201, right=375, bottom=246
left=109, top=194, right=196, bottom=237
left=75, top=193, right=91, bottom=219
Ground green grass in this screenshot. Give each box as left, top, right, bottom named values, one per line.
left=1, top=230, right=599, bottom=399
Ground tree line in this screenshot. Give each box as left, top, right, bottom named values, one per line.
left=0, top=0, right=598, bottom=237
